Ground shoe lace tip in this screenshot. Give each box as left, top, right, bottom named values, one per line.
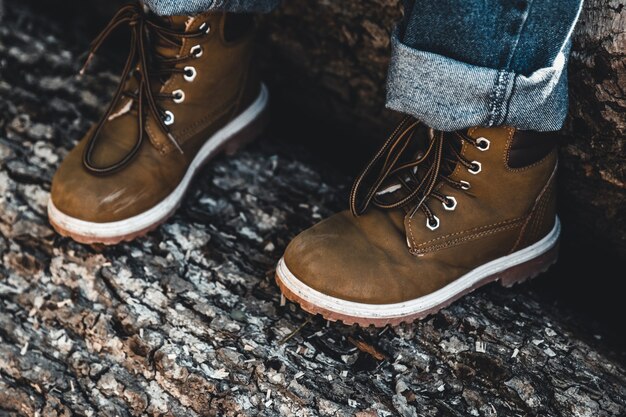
left=167, top=133, right=184, bottom=154
left=78, top=53, right=95, bottom=77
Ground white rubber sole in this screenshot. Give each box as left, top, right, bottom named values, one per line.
left=48, top=84, right=269, bottom=244
left=276, top=217, right=561, bottom=326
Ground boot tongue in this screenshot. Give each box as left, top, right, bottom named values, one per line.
left=373, top=127, right=464, bottom=206
left=439, top=130, right=464, bottom=176
left=113, top=16, right=190, bottom=109
left=373, top=125, right=432, bottom=206
left=150, top=15, right=191, bottom=59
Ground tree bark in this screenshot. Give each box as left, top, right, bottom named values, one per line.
left=0, top=1, right=625, bottom=416
left=559, top=0, right=626, bottom=256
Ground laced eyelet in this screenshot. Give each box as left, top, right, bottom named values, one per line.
left=476, top=137, right=490, bottom=151
left=172, top=89, right=185, bottom=103
left=442, top=196, right=457, bottom=211
left=460, top=180, right=471, bottom=190
left=183, top=66, right=197, bottom=82
left=190, top=45, right=203, bottom=58
left=199, top=22, right=211, bottom=34
left=468, top=161, right=482, bottom=174
left=426, top=215, right=440, bottom=231
left=163, top=110, right=175, bottom=126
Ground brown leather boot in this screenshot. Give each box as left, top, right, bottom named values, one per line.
left=48, top=5, right=268, bottom=244
left=276, top=117, right=560, bottom=326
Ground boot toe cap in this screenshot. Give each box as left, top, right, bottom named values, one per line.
left=282, top=211, right=419, bottom=305
left=49, top=145, right=169, bottom=224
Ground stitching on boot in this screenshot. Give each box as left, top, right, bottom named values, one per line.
left=416, top=217, right=524, bottom=248
left=407, top=215, right=418, bottom=250
left=145, top=118, right=166, bottom=153
left=413, top=221, right=523, bottom=255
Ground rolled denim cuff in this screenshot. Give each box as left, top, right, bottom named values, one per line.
left=143, top=0, right=280, bottom=15
left=385, top=31, right=569, bottom=132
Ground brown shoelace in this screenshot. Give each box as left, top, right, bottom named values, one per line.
left=79, top=3, right=208, bottom=175
left=349, top=117, right=486, bottom=228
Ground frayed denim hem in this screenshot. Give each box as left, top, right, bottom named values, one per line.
left=385, top=31, right=569, bottom=132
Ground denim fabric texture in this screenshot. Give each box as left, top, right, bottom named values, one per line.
left=143, top=0, right=280, bottom=15
left=146, top=0, right=583, bottom=131
left=388, top=0, right=583, bottom=131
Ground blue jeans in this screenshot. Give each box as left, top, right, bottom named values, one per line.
left=143, top=0, right=583, bottom=131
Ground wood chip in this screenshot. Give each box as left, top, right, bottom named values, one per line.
left=348, top=337, right=388, bottom=361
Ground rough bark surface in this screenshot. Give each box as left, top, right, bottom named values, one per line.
left=0, top=2, right=625, bottom=417
left=262, top=1, right=404, bottom=137
left=559, top=0, right=626, bottom=256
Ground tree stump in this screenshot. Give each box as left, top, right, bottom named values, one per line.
left=0, top=1, right=625, bottom=416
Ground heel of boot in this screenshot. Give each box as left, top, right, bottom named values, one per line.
left=224, top=102, right=270, bottom=156
left=499, top=242, right=559, bottom=287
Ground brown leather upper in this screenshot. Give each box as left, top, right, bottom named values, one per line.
left=51, top=9, right=259, bottom=223
left=283, top=125, right=558, bottom=304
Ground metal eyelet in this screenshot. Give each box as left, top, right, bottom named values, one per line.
left=442, top=196, right=457, bottom=211
left=190, top=45, right=203, bottom=58
left=426, top=215, right=440, bottom=231
left=468, top=161, right=482, bottom=175
left=199, top=22, right=211, bottom=34
left=163, top=110, right=175, bottom=126
left=476, top=137, right=490, bottom=151
left=460, top=180, right=471, bottom=190
left=172, top=89, right=185, bottom=103
left=183, top=66, right=197, bottom=82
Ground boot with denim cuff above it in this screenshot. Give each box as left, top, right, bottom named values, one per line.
left=276, top=117, right=560, bottom=326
